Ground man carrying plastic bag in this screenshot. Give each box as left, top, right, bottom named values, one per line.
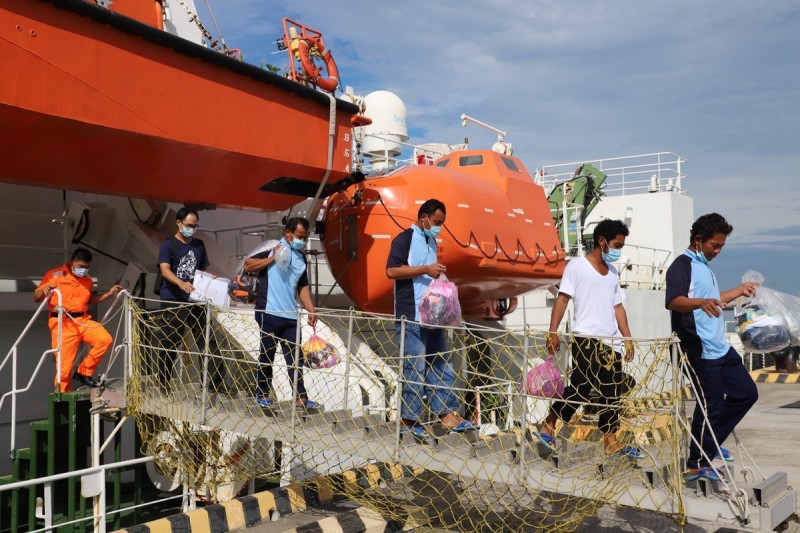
left=386, top=199, right=475, bottom=440
left=665, top=213, right=759, bottom=483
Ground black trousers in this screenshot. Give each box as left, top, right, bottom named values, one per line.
left=254, top=312, right=308, bottom=400
left=550, top=336, right=626, bottom=435
left=149, top=301, right=226, bottom=387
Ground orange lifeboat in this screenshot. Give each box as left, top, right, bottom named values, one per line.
left=0, top=1, right=360, bottom=211
left=323, top=150, right=566, bottom=318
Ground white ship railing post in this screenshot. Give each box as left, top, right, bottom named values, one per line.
left=55, top=289, right=64, bottom=397
left=343, top=307, right=355, bottom=409
left=518, top=327, right=530, bottom=481
left=670, top=339, right=685, bottom=519
left=394, top=316, right=407, bottom=461
left=200, top=300, right=211, bottom=425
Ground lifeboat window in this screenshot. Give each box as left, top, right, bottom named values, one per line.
left=501, top=157, right=521, bottom=172
left=459, top=155, right=483, bottom=166
left=436, top=159, right=450, bottom=167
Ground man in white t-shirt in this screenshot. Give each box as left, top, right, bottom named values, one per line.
left=537, top=219, right=642, bottom=459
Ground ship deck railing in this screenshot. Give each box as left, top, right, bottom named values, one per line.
left=540, top=152, right=688, bottom=197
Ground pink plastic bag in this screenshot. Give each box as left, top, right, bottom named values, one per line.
left=419, top=274, right=463, bottom=326
left=523, top=355, right=564, bottom=398
left=301, top=330, right=341, bottom=369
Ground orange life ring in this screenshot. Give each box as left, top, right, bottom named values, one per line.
left=297, top=37, right=340, bottom=92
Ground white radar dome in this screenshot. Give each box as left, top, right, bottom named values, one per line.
left=360, top=91, right=408, bottom=160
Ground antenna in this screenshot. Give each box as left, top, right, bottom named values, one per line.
left=460, top=114, right=512, bottom=155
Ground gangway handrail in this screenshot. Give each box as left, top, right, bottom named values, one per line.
left=0, top=454, right=188, bottom=533
left=0, top=289, right=127, bottom=454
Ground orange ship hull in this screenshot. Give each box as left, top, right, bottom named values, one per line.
left=323, top=150, right=566, bottom=317
left=0, top=0, right=360, bottom=210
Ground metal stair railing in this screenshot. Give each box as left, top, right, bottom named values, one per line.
left=0, top=289, right=127, bottom=456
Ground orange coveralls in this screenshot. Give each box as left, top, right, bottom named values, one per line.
left=38, top=264, right=112, bottom=392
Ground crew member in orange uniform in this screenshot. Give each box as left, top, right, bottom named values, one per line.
left=34, top=248, right=123, bottom=392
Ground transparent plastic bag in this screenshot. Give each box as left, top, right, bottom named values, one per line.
left=301, top=330, right=341, bottom=369
left=736, top=270, right=791, bottom=353
left=227, top=239, right=279, bottom=304
left=274, top=245, right=290, bottom=271
left=773, top=290, right=800, bottom=345
left=522, top=355, right=564, bottom=399
left=419, top=274, right=463, bottom=326
left=743, top=269, right=800, bottom=345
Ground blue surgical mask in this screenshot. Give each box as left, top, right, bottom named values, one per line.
left=601, top=244, right=621, bottom=263
left=73, top=267, right=89, bottom=277
left=424, top=225, right=442, bottom=239
left=180, top=226, right=196, bottom=238
left=695, top=246, right=708, bottom=264
left=290, top=238, right=306, bottom=251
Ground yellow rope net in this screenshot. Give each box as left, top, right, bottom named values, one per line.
left=126, top=295, right=688, bottom=530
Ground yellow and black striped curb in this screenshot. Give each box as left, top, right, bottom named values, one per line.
left=114, top=462, right=422, bottom=533
left=282, top=506, right=402, bottom=533
left=750, top=369, right=800, bottom=384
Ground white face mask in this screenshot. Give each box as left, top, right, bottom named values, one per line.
left=73, top=266, right=89, bottom=277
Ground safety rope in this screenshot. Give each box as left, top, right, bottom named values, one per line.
left=376, top=195, right=560, bottom=266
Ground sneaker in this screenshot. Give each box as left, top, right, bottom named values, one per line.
left=296, top=398, right=321, bottom=411
left=256, top=396, right=275, bottom=409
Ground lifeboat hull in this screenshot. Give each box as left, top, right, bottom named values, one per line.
left=323, top=150, right=566, bottom=317
left=0, top=0, right=359, bottom=210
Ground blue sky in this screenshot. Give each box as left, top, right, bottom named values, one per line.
left=195, top=0, right=800, bottom=295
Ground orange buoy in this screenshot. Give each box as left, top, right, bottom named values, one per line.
left=297, top=37, right=340, bottom=93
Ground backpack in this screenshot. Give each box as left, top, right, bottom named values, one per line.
left=153, top=236, right=206, bottom=296
left=227, top=239, right=280, bottom=304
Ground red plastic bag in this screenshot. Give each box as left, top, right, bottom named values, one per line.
left=419, top=274, right=462, bottom=326
left=301, top=330, right=341, bottom=369
left=523, top=355, right=564, bottom=398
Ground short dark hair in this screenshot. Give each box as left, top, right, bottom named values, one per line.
left=593, top=219, right=629, bottom=246
left=690, top=213, right=733, bottom=243
left=176, top=206, right=199, bottom=222
left=285, top=217, right=310, bottom=233
left=417, top=199, right=446, bottom=219
left=70, top=247, right=93, bottom=263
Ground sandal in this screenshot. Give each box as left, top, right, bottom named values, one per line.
left=445, top=420, right=477, bottom=433
left=608, top=445, right=645, bottom=460
left=685, top=466, right=727, bottom=483
left=296, top=398, right=321, bottom=410
left=533, top=431, right=556, bottom=452
left=401, top=423, right=429, bottom=439
left=256, top=396, right=275, bottom=409
left=714, top=447, right=734, bottom=462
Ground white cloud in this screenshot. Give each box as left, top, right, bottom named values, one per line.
left=196, top=0, right=800, bottom=291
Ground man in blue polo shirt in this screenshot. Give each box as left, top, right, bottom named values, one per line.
left=244, top=217, right=319, bottom=411
left=386, top=198, right=475, bottom=439
left=665, top=213, right=758, bottom=482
